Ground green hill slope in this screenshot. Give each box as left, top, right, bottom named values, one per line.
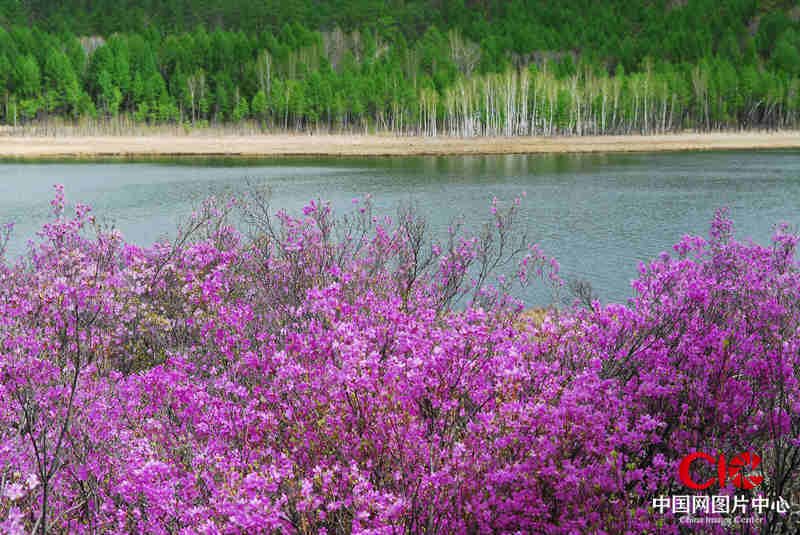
left=1, top=0, right=799, bottom=133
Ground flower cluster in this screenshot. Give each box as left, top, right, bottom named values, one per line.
left=0, top=188, right=798, bottom=534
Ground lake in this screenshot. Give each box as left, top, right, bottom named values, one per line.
left=1, top=150, right=798, bottom=305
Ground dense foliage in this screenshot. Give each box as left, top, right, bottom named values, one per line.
left=0, top=187, right=799, bottom=534
left=2, top=1, right=800, bottom=133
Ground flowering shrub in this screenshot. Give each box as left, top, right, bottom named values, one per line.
left=0, top=186, right=798, bottom=534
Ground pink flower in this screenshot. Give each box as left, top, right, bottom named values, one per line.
left=3, top=483, right=25, bottom=501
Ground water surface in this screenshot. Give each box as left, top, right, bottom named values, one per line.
left=1, top=150, right=798, bottom=304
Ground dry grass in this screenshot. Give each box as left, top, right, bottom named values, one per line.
left=513, top=307, right=553, bottom=332
left=2, top=132, right=800, bottom=158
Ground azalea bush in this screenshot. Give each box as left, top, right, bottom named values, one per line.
left=0, top=186, right=798, bottom=534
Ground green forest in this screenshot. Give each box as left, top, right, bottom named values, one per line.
left=1, top=0, right=800, bottom=134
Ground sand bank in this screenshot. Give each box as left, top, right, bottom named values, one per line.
left=1, top=132, right=799, bottom=158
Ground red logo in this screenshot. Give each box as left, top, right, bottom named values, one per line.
left=678, top=452, right=763, bottom=490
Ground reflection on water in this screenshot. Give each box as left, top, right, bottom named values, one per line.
left=0, top=150, right=798, bottom=305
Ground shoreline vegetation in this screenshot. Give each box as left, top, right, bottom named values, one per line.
left=2, top=131, right=800, bottom=158
left=2, top=187, right=800, bottom=534
left=4, top=6, right=800, bottom=146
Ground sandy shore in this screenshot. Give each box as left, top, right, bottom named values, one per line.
left=1, top=132, right=799, bottom=158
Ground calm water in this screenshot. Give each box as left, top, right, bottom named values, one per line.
left=1, top=150, right=798, bottom=305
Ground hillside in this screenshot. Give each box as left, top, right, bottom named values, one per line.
left=1, top=0, right=800, bottom=134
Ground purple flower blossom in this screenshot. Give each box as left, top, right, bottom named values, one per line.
left=0, top=194, right=796, bottom=535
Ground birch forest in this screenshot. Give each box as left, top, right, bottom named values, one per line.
left=2, top=0, right=800, bottom=134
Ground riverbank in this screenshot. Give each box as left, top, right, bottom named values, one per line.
left=1, top=132, right=799, bottom=158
